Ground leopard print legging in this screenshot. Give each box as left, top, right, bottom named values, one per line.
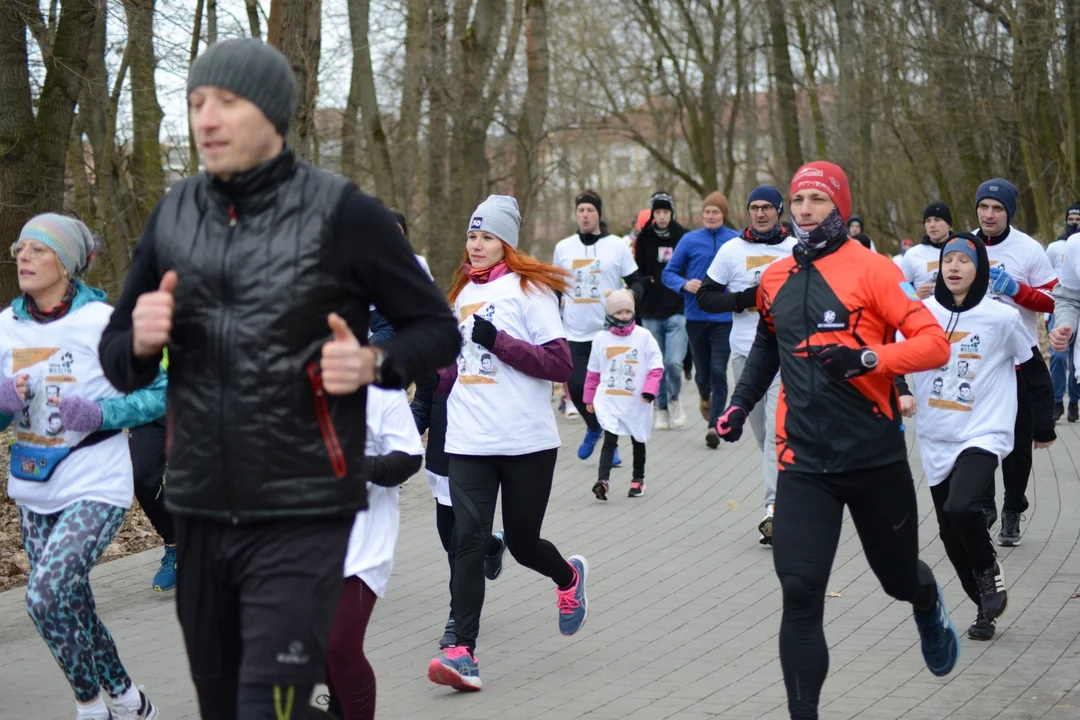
left=20, top=500, right=133, bottom=703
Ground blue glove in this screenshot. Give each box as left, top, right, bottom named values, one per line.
left=989, top=266, right=1020, bottom=297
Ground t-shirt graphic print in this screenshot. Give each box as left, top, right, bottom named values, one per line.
left=13, top=347, right=79, bottom=451
left=927, top=330, right=982, bottom=412
left=570, top=258, right=604, bottom=304
left=456, top=302, right=500, bottom=385
left=603, top=345, right=640, bottom=396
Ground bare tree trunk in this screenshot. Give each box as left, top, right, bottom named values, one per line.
left=189, top=0, right=204, bottom=173
left=834, top=0, right=856, bottom=176
left=793, top=0, right=826, bottom=159
left=396, top=0, right=426, bottom=212
left=207, top=0, right=218, bottom=42
left=765, top=0, right=803, bottom=179
left=722, top=0, right=745, bottom=197
left=1067, top=0, right=1080, bottom=196
left=276, top=0, right=320, bottom=160
left=124, top=0, right=166, bottom=224
left=1014, top=0, right=1058, bottom=237
left=267, top=0, right=284, bottom=45
left=512, top=0, right=549, bottom=252
left=424, top=0, right=453, bottom=286
left=246, top=0, right=263, bottom=38
left=344, top=0, right=394, bottom=199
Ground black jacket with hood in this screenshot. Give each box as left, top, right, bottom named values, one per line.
left=635, top=220, right=687, bottom=319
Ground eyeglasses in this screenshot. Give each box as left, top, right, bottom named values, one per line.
left=748, top=204, right=776, bottom=214
left=10, top=241, right=52, bottom=260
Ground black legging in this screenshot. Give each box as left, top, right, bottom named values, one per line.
left=772, top=461, right=939, bottom=720
left=128, top=422, right=173, bottom=545
left=435, top=500, right=507, bottom=620
left=931, top=448, right=999, bottom=608
left=448, top=449, right=574, bottom=651
left=598, top=432, right=645, bottom=480
left=567, top=340, right=601, bottom=432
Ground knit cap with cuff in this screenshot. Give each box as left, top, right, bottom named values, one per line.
left=468, top=195, right=522, bottom=250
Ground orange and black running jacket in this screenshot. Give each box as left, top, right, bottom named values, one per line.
left=731, top=238, right=951, bottom=474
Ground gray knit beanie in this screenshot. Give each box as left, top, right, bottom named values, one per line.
left=187, top=39, right=298, bottom=136
left=468, top=195, right=521, bottom=250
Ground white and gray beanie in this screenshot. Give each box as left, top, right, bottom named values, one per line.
left=468, top=195, right=521, bottom=250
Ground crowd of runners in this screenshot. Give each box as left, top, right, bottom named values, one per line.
left=5, top=37, right=1079, bottom=720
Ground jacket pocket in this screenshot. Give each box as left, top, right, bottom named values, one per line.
left=306, top=362, right=348, bottom=478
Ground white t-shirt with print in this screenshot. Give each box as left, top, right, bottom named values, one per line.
left=1057, top=233, right=1080, bottom=292
left=1046, top=239, right=1066, bottom=275
left=446, top=273, right=565, bottom=456
left=2, top=303, right=134, bottom=515
left=587, top=325, right=663, bottom=443
left=343, top=387, right=424, bottom=597
left=908, top=297, right=1031, bottom=486
left=899, top=242, right=942, bottom=290
left=552, top=234, right=638, bottom=342
left=705, top=236, right=797, bottom=358
left=982, top=226, right=1057, bottom=349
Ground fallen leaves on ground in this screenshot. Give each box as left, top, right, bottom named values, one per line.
left=826, top=591, right=846, bottom=598
left=728, top=499, right=739, bottom=511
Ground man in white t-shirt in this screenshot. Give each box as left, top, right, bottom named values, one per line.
left=973, top=178, right=1058, bottom=546
left=900, top=202, right=953, bottom=300
left=1044, top=202, right=1080, bottom=422
left=892, top=237, right=914, bottom=265
left=553, top=190, right=644, bottom=461
left=697, top=185, right=794, bottom=545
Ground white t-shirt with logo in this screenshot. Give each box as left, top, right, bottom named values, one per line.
left=1046, top=239, right=1066, bottom=275
left=705, top=236, right=797, bottom=357
left=2, top=303, right=134, bottom=515
left=343, top=387, right=424, bottom=597
left=982, top=226, right=1057, bottom=349
left=899, top=242, right=942, bottom=290
left=553, top=234, right=638, bottom=342
left=587, top=325, right=663, bottom=443
left=908, top=297, right=1031, bottom=486
left=446, top=273, right=565, bottom=455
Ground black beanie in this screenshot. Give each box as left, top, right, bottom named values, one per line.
left=1067, top=201, right=1080, bottom=219
left=650, top=191, right=674, bottom=213
left=923, top=201, right=953, bottom=226
left=187, top=39, right=298, bottom=137
left=575, top=191, right=603, bottom=218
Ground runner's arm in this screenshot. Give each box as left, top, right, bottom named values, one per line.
left=489, top=334, right=573, bottom=382
left=661, top=242, right=690, bottom=294
left=367, top=451, right=423, bottom=487
left=697, top=277, right=757, bottom=314
left=1020, top=354, right=1057, bottom=443
left=864, top=270, right=951, bottom=376
left=1012, top=278, right=1057, bottom=314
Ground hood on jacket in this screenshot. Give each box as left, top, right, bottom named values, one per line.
left=12, top=280, right=106, bottom=321
left=934, top=232, right=989, bottom=313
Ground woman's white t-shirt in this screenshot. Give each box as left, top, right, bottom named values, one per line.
left=552, top=234, right=638, bottom=342
left=446, top=273, right=565, bottom=456
left=2, top=303, right=133, bottom=515
left=587, top=325, right=663, bottom=443
left=908, top=297, right=1031, bottom=486
left=705, top=236, right=797, bottom=358
left=343, top=387, right=424, bottom=597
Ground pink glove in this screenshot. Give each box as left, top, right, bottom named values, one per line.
left=716, top=405, right=747, bottom=442
left=0, top=375, right=28, bottom=416
left=58, top=396, right=104, bottom=433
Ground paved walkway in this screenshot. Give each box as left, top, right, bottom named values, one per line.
left=3, top=384, right=1080, bottom=719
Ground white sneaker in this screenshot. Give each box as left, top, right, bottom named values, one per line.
left=566, top=404, right=579, bottom=419
left=110, top=690, right=159, bottom=720
left=668, top=400, right=688, bottom=428
left=654, top=409, right=670, bottom=430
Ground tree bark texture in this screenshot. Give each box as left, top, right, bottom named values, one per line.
left=765, top=0, right=803, bottom=180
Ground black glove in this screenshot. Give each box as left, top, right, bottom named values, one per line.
left=472, top=316, right=498, bottom=350
left=641, top=392, right=656, bottom=402
left=816, top=344, right=873, bottom=381
left=716, top=405, right=747, bottom=442
left=734, top=285, right=759, bottom=312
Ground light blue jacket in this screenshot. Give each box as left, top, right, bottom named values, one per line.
left=0, top=281, right=168, bottom=432
left=662, top=225, right=739, bottom=322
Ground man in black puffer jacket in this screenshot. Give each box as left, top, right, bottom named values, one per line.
left=99, top=39, right=458, bottom=719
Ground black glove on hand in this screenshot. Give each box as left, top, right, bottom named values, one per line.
left=641, top=392, right=656, bottom=403
left=734, top=285, right=759, bottom=312
left=716, top=405, right=747, bottom=442
left=472, top=316, right=498, bottom=350
left=816, top=344, right=872, bottom=381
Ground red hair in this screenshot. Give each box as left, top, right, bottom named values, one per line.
left=448, top=244, right=570, bottom=303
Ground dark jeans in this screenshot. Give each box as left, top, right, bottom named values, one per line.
left=129, top=422, right=173, bottom=545
left=597, top=431, right=646, bottom=480
left=568, top=340, right=602, bottom=432
left=993, top=367, right=1033, bottom=515
left=772, top=461, right=938, bottom=719
left=931, top=448, right=999, bottom=609
left=685, top=320, right=732, bottom=425
left=448, top=450, right=574, bottom=651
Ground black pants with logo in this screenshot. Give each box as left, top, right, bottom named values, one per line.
left=175, top=515, right=352, bottom=720
left=771, top=461, right=939, bottom=720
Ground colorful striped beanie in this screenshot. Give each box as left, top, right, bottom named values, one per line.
left=14, top=213, right=98, bottom=277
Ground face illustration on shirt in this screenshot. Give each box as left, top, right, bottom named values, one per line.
left=479, top=354, right=495, bottom=375
left=932, top=377, right=943, bottom=396
left=607, top=375, right=615, bottom=388
left=46, top=412, right=63, bottom=436
left=958, top=382, right=973, bottom=403
left=753, top=270, right=762, bottom=283
left=625, top=378, right=634, bottom=391
left=19, top=407, right=30, bottom=428
left=46, top=385, right=60, bottom=406
left=957, top=360, right=970, bottom=378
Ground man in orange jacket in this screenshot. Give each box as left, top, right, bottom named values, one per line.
left=715, top=161, right=959, bottom=719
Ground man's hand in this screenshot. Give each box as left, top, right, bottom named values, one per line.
left=989, top=266, right=1020, bottom=297
left=900, top=395, right=916, bottom=417
left=734, top=285, right=758, bottom=312
left=683, top=279, right=702, bottom=294
left=1050, top=324, right=1072, bottom=352
left=716, top=405, right=747, bottom=442
left=815, top=344, right=873, bottom=381
left=586, top=403, right=594, bottom=413
left=132, top=271, right=178, bottom=359
left=321, top=313, right=374, bottom=394
left=916, top=282, right=934, bottom=300
left=1035, top=439, right=1055, bottom=449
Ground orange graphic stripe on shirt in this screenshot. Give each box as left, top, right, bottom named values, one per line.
left=12, top=348, right=58, bottom=373
left=745, top=255, right=777, bottom=270
left=928, top=398, right=973, bottom=412
left=945, top=331, right=970, bottom=343
left=459, top=302, right=486, bottom=322
left=605, top=346, right=631, bottom=359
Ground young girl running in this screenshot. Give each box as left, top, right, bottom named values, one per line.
left=584, top=288, right=663, bottom=499
left=898, top=233, right=1049, bottom=641
left=428, top=195, right=589, bottom=692
left=2, top=214, right=167, bottom=720
left=324, top=386, right=424, bottom=720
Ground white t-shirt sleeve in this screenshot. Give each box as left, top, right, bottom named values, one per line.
left=523, top=286, right=566, bottom=346
left=706, top=246, right=733, bottom=285
left=587, top=335, right=603, bottom=374
left=1026, top=241, right=1058, bottom=288
left=618, top=241, right=639, bottom=277
left=1005, top=314, right=1034, bottom=363
left=369, top=390, right=425, bottom=456
left=898, top=253, right=916, bottom=283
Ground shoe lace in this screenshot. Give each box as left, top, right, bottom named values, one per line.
left=556, top=578, right=581, bottom=614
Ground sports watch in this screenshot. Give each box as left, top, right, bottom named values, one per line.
left=860, top=348, right=879, bottom=370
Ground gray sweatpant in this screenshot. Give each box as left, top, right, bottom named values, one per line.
left=731, top=353, right=780, bottom=513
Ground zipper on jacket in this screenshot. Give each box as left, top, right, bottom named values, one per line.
left=222, top=204, right=238, bottom=523
left=306, top=362, right=348, bottom=478
left=801, top=262, right=823, bottom=471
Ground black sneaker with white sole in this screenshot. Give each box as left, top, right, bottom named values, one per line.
left=485, top=531, right=506, bottom=580
left=439, top=616, right=456, bottom=649
left=968, top=609, right=996, bottom=640
left=975, top=561, right=1008, bottom=620
left=983, top=506, right=998, bottom=531
left=758, top=515, right=773, bottom=546
left=997, top=512, right=1023, bottom=547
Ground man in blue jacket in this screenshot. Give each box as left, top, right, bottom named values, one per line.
left=663, top=191, right=738, bottom=448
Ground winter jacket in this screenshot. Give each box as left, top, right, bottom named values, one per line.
left=634, top=221, right=687, bottom=319
left=662, top=225, right=738, bottom=322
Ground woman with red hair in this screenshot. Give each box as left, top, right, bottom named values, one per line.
left=428, top=195, right=590, bottom=692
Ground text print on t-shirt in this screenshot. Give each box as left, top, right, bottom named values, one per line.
left=928, top=331, right=980, bottom=412
left=12, top=347, right=77, bottom=447
left=570, top=258, right=603, bottom=304
left=604, top=345, right=639, bottom=396
left=457, top=303, right=500, bottom=385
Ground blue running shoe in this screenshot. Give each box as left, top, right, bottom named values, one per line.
left=914, top=584, right=960, bottom=677
left=153, top=546, right=177, bottom=593
left=485, top=531, right=506, bottom=580
left=428, top=647, right=482, bottom=691
left=577, top=428, right=602, bottom=460
left=557, top=556, right=589, bottom=636
left=612, top=447, right=622, bottom=467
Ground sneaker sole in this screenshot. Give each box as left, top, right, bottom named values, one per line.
left=967, top=627, right=995, bottom=641
left=561, top=556, right=589, bottom=636
left=152, top=584, right=176, bottom=593
left=628, top=490, right=644, bottom=497
left=996, top=536, right=1020, bottom=547
left=427, top=659, right=482, bottom=692
left=758, top=516, right=773, bottom=539
left=592, top=483, right=608, bottom=501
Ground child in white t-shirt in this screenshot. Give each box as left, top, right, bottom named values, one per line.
left=583, top=289, right=663, bottom=499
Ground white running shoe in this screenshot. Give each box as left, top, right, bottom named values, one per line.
left=110, top=690, right=158, bottom=720
left=654, top=409, right=670, bottom=430
left=668, top=400, right=687, bottom=428
left=566, top=403, right=579, bottom=419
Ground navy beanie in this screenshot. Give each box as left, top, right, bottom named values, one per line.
left=975, top=178, right=1018, bottom=223
left=747, top=185, right=784, bottom=217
